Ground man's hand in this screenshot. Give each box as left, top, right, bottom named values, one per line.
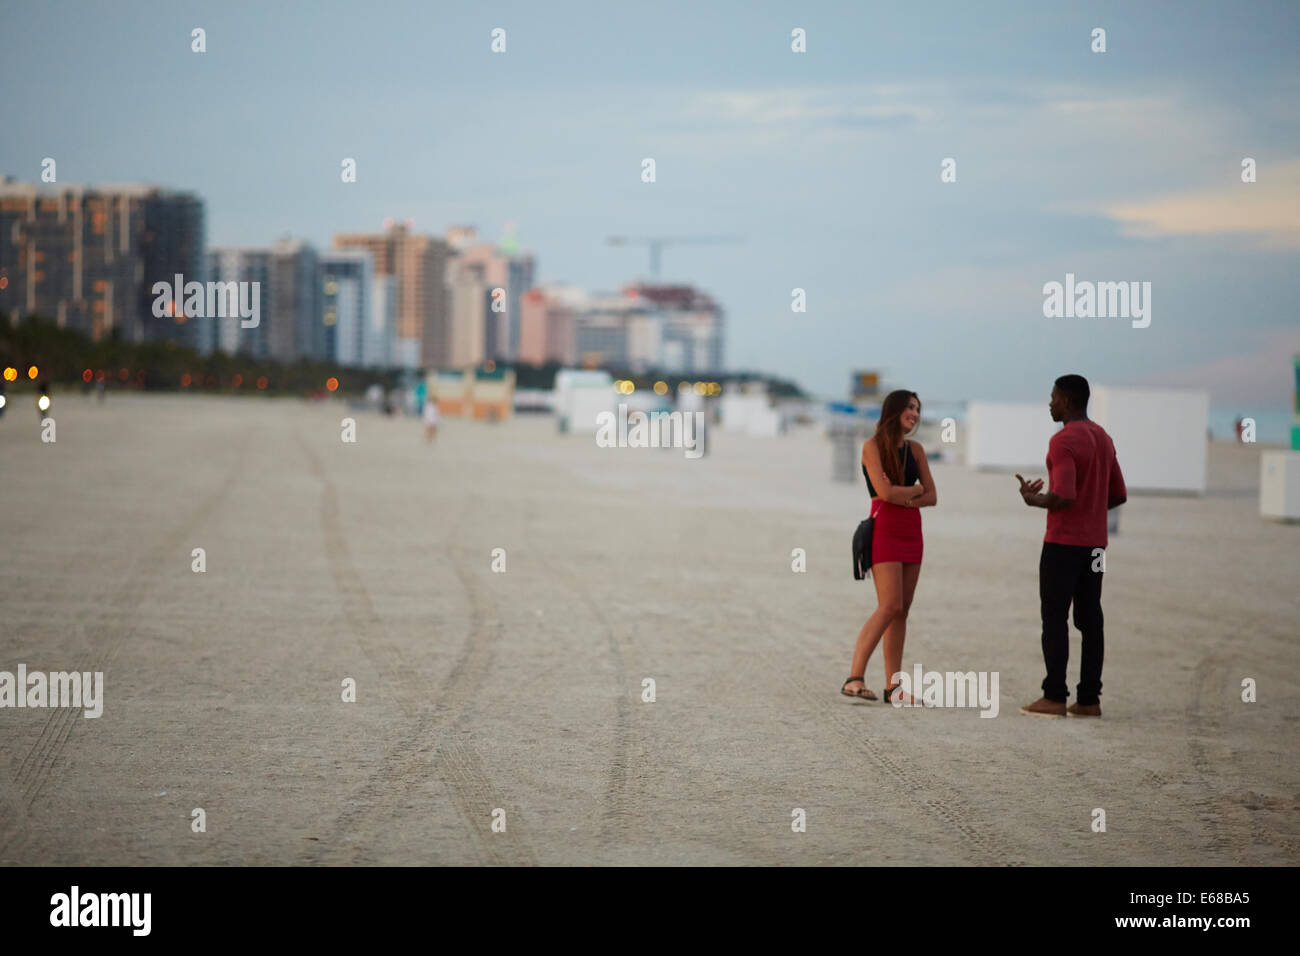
left=1016, top=474, right=1073, bottom=510
left=1016, top=474, right=1044, bottom=506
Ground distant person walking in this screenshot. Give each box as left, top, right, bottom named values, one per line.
left=1017, top=374, right=1127, bottom=718
left=842, top=390, right=937, bottom=706
left=422, top=395, right=440, bottom=442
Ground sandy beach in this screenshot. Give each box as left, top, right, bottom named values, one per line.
left=0, top=393, right=1296, bottom=866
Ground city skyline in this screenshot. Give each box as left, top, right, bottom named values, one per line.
left=1, top=0, right=1298, bottom=407
left=0, top=179, right=730, bottom=384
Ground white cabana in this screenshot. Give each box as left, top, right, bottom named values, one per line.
left=721, top=387, right=785, bottom=437
left=1091, top=386, right=1208, bottom=494
left=967, top=402, right=1059, bottom=470
left=968, top=388, right=1210, bottom=494
left=554, top=369, right=615, bottom=435
left=1260, top=450, right=1300, bottom=520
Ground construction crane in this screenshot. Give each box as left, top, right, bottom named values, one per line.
left=606, top=235, right=743, bottom=279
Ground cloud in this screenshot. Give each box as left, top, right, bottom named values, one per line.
left=1043, top=94, right=1173, bottom=117
left=1097, top=159, right=1300, bottom=248
left=1136, top=328, right=1300, bottom=405
left=686, top=86, right=939, bottom=129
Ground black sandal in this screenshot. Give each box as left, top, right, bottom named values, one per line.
left=883, top=684, right=922, bottom=707
left=840, top=676, right=878, bottom=703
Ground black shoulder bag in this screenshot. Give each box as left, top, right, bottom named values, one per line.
left=852, top=512, right=874, bottom=580
left=853, top=442, right=913, bottom=580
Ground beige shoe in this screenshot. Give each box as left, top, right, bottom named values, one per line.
left=1067, top=702, right=1101, bottom=717
left=1020, top=697, right=1067, bottom=718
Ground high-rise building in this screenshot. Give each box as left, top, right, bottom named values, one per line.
left=623, top=283, right=724, bottom=373
left=573, top=291, right=662, bottom=370
left=445, top=227, right=534, bottom=363
left=319, top=250, right=372, bottom=367
left=205, top=248, right=271, bottom=357
left=447, top=234, right=507, bottom=361
left=140, top=190, right=206, bottom=346
left=365, top=275, right=398, bottom=369
left=563, top=283, right=724, bottom=373
left=334, top=223, right=450, bottom=369
left=445, top=225, right=478, bottom=251
left=506, top=253, right=536, bottom=359
left=203, top=240, right=319, bottom=362
left=270, top=238, right=320, bottom=363
left=446, top=258, right=487, bottom=368
left=0, top=179, right=204, bottom=345
left=519, top=284, right=581, bottom=366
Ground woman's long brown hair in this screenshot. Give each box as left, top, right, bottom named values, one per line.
left=873, top=390, right=921, bottom=486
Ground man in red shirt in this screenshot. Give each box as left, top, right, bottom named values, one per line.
left=1015, top=375, right=1127, bottom=718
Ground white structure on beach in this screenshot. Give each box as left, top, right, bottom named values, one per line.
left=967, top=402, right=1058, bottom=470
left=720, top=384, right=785, bottom=437
left=1090, top=386, right=1208, bottom=494
left=553, top=369, right=615, bottom=434
left=1259, top=451, right=1300, bottom=519
left=967, top=387, right=1210, bottom=494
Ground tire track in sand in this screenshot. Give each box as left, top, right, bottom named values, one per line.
left=1184, top=649, right=1295, bottom=863
left=738, top=607, right=1027, bottom=866
left=295, top=435, right=537, bottom=865
left=1, top=430, right=251, bottom=864
left=527, top=551, right=641, bottom=849
left=534, top=539, right=798, bottom=864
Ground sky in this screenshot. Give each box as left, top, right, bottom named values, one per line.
left=2, top=0, right=1297, bottom=414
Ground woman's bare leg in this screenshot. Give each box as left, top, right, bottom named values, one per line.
left=883, top=562, right=923, bottom=704
left=846, top=562, right=903, bottom=694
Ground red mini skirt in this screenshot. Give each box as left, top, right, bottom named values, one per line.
left=870, top=498, right=923, bottom=565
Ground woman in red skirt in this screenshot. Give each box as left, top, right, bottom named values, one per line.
left=841, top=390, right=937, bottom=706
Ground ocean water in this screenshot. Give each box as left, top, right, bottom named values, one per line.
left=1207, top=406, right=1295, bottom=444
left=912, top=403, right=1295, bottom=444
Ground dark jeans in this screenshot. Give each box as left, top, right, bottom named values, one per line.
left=1039, top=541, right=1105, bottom=704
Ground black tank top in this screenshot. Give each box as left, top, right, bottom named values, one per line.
left=864, top=442, right=920, bottom=499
